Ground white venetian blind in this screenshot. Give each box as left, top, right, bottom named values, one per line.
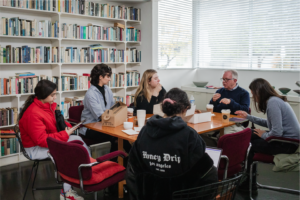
left=157, top=0, right=193, bottom=68
left=195, top=0, right=300, bottom=70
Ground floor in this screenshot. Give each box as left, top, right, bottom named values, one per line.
left=1, top=143, right=299, bottom=200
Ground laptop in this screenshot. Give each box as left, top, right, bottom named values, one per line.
left=205, top=147, right=223, bottom=169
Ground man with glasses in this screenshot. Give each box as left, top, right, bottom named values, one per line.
left=209, top=70, right=250, bottom=114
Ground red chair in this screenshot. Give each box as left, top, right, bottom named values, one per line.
left=249, top=136, right=300, bottom=200
left=217, top=128, right=252, bottom=180
left=67, top=105, right=106, bottom=146
left=46, top=137, right=127, bottom=200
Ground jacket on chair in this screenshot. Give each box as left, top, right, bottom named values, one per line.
left=126, top=115, right=215, bottom=200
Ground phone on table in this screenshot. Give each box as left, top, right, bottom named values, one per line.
left=72, top=119, right=86, bottom=129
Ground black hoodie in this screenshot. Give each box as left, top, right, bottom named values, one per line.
left=126, top=115, right=216, bottom=199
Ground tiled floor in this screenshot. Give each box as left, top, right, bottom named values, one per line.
left=1, top=143, right=299, bottom=200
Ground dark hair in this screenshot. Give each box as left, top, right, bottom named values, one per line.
left=249, top=78, right=287, bottom=114
left=18, top=80, right=57, bottom=122
left=162, top=88, right=191, bottom=116
left=90, top=64, right=112, bottom=86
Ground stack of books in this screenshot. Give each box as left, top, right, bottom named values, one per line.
left=1, top=17, right=59, bottom=38
left=0, top=45, right=59, bottom=63
left=126, top=95, right=134, bottom=107
left=126, top=48, right=141, bottom=63
left=61, top=23, right=124, bottom=41
left=1, top=138, right=19, bottom=156
left=0, top=72, right=39, bottom=95
left=126, top=70, right=140, bottom=87
left=40, top=75, right=59, bottom=90
left=0, top=108, right=18, bottom=126
left=61, top=72, right=90, bottom=91
left=63, top=96, right=84, bottom=118
left=126, top=27, right=141, bottom=42
left=108, top=73, right=125, bottom=88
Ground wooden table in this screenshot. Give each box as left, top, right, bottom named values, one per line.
left=84, top=112, right=241, bottom=198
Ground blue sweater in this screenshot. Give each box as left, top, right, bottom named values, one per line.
left=209, top=86, right=250, bottom=114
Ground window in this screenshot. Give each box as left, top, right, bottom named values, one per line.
left=157, top=0, right=193, bottom=68
left=157, top=0, right=300, bottom=70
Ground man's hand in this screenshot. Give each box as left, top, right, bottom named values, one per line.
left=253, top=129, right=266, bottom=138
left=219, top=98, right=231, bottom=105
left=212, top=93, right=221, bottom=102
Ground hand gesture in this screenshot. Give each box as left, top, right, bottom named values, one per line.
left=235, top=111, right=248, bottom=118
left=65, top=126, right=78, bottom=136
left=212, top=93, right=221, bottom=102
left=253, top=129, right=266, bottom=137
left=195, top=109, right=201, bottom=114
left=219, top=98, right=231, bottom=105
left=127, top=111, right=133, bottom=117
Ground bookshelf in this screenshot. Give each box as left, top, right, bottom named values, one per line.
left=0, top=1, right=147, bottom=166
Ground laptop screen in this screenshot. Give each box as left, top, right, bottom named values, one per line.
left=205, top=147, right=222, bottom=169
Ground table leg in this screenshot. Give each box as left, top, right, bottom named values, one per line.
left=220, top=128, right=225, bottom=137
left=118, top=138, right=124, bottom=199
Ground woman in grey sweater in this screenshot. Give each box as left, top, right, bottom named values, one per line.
left=235, top=78, right=299, bottom=193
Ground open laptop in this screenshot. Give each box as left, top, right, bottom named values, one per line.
left=205, top=147, right=223, bottom=169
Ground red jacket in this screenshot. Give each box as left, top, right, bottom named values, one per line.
left=19, top=98, right=72, bottom=148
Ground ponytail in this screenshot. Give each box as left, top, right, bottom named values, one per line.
left=18, top=80, right=57, bottom=123
left=18, top=95, right=35, bottom=123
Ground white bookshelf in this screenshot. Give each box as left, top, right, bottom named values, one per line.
left=0, top=1, right=145, bottom=166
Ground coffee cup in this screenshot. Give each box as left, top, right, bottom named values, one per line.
left=137, top=110, right=146, bottom=118
left=127, top=108, right=134, bottom=113
left=137, top=117, right=145, bottom=127
left=123, top=122, right=133, bottom=130
left=206, top=104, right=214, bottom=113
left=128, top=117, right=134, bottom=122
left=221, top=109, right=231, bottom=123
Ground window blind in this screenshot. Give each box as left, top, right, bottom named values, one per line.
left=157, top=0, right=193, bottom=68
left=196, top=0, right=300, bottom=69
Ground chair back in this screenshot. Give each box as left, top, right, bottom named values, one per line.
left=47, top=137, right=92, bottom=180
left=172, top=174, right=243, bottom=200
left=68, top=105, right=84, bottom=123
left=218, top=128, right=252, bottom=178
left=14, top=124, right=31, bottom=161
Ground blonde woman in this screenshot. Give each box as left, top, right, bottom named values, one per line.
left=134, top=69, right=166, bottom=114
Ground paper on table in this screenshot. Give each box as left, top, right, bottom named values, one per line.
left=211, top=113, right=215, bottom=116
left=134, top=127, right=142, bottom=132
left=122, top=130, right=139, bottom=135
left=185, top=105, right=196, bottom=116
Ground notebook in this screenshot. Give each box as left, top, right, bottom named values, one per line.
left=205, top=147, right=223, bottom=169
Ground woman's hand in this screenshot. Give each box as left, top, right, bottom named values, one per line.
left=253, top=129, right=266, bottom=137
left=195, top=109, right=201, bottom=114
left=127, top=111, right=133, bottom=117
left=235, top=111, right=248, bottom=118
left=65, top=126, right=78, bottom=136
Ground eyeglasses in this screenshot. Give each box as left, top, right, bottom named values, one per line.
left=221, top=78, right=234, bottom=82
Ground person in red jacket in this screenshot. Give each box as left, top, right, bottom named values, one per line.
left=19, top=80, right=89, bottom=200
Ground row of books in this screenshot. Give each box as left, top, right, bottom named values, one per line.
left=62, top=23, right=125, bottom=41
left=126, top=95, right=134, bottom=107
left=62, top=96, right=84, bottom=118
left=0, top=72, right=40, bottom=95
left=114, top=96, right=124, bottom=103
left=61, top=72, right=90, bottom=91
left=1, top=138, right=19, bottom=156
left=0, top=108, right=18, bottom=126
left=1, top=17, right=59, bottom=38
left=0, top=45, right=58, bottom=63
left=126, top=27, right=141, bottom=42
left=0, top=1, right=141, bottom=21
left=59, top=2, right=141, bottom=21
left=126, top=48, right=141, bottom=63
left=0, top=0, right=56, bottom=11
left=108, top=73, right=125, bottom=88
left=127, top=70, right=140, bottom=87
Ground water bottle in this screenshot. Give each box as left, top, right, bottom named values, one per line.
left=190, top=95, right=195, bottom=106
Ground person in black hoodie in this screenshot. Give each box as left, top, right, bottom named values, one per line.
left=126, top=88, right=218, bottom=200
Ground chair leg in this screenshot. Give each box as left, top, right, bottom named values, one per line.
left=94, top=192, right=97, bottom=200
left=249, top=161, right=258, bottom=200
left=31, top=161, right=39, bottom=191
left=23, top=161, right=37, bottom=200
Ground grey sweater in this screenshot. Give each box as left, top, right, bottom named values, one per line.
left=247, top=96, right=300, bottom=140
